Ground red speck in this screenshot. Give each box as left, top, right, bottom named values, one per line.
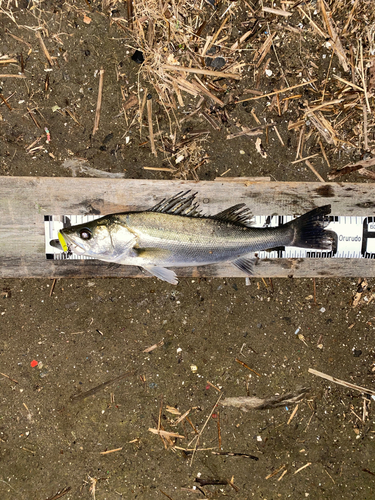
left=211, top=413, right=217, bottom=419
left=205, top=384, right=210, bottom=390
left=30, top=360, right=38, bottom=368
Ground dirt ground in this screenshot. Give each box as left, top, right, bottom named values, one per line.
left=1, top=0, right=375, bottom=499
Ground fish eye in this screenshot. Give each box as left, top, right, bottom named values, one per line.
left=79, top=228, right=92, bottom=240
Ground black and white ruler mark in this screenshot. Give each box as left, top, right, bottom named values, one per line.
left=44, top=214, right=375, bottom=260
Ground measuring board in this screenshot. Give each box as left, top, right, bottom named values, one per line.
left=2, top=177, right=375, bottom=278
left=44, top=213, right=375, bottom=261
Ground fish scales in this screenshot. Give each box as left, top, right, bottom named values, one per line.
left=122, top=212, right=293, bottom=261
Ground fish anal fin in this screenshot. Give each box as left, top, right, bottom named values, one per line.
left=143, top=266, right=178, bottom=285
left=232, top=256, right=256, bottom=275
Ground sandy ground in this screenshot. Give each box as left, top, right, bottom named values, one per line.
left=1, top=1, right=375, bottom=499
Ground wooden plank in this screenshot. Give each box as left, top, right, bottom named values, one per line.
left=1, top=176, right=375, bottom=278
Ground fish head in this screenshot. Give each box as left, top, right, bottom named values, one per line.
left=58, top=216, right=135, bottom=260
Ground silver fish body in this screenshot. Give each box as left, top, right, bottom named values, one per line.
left=57, top=192, right=332, bottom=284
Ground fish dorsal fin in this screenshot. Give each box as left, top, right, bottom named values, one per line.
left=150, top=191, right=203, bottom=217
left=149, top=191, right=253, bottom=225
left=212, top=204, right=253, bottom=227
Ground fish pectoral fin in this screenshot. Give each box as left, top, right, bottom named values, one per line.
left=142, top=266, right=178, bottom=285
left=133, top=247, right=171, bottom=259
left=232, top=256, right=256, bottom=275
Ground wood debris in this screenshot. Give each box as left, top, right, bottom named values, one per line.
left=328, top=158, right=375, bottom=180
left=220, top=387, right=310, bottom=411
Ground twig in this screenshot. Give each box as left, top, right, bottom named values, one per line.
left=50, top=278, right=57, bottom=296
left=92, top=69, right=104, bottom=135
left=235, top=358, right=261, bottom=377
left=70, top=371, right=133, bottom=401
left=27, top=107, right=41, bottom=128
left=287, top=404, right=299, bottom=425
left=45, top=487, right=71, bottom=500
left=294, top=462, right=311, bottom=475
left=0, top=93, right=12, bottom=110
left=159, top=490, right=173, bottom=500
left=308, top=368, right=375, bottom=397
left=0, top=372, right=19, bottom=384
left=217, top=411, right=222, bottom=449
left=143, top=339, right=164, bottom=352
left=206, top=381, right=221, bottom=392
left=212, top=451, right=259, bottom=460
left=100, top=447, right=123, bottom=455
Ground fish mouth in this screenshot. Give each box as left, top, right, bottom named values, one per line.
left=59, top=231, right=86, bottom=255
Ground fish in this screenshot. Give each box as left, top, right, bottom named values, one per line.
left=54, top=191, right=332, bottom=285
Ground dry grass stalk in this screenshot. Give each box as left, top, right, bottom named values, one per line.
left=146, top=96, right=157, bottom=156
left=128, top=0, right=243, bottom=124
left=36, top=31, right=54, bottom=66
left=162, top=64, right=241, bottom=81
left=0, top=58, right=18, bottom=64
left=0, top=73, right=26, bottom=78
left=333, top=74, right=364, bottom=92
left=291, top=154, right=319, bottom=164
left=319, top=0, right=349, bottom=72
left=266, top=464, right=286, bottom=480
left=287, top=403, right=299, bottom=425
left=238, top=80, right=317, bottom=103
left=304, top=107, right=339, bottom=145
left=297, top=6, right=328, bottom=39
left=308, top=368, right=375, bottom=397
left=305, top=160, right=325, bottom=182
left=294, top=462, right=311, bottom=475
left=99, top=447, right=123, bottom=455
left=254, top=32, right=274, bottom=68
left=262, top=7, right=292, bottom=17
left=188, top=393, right=223, bottom=466
left=0, top=372, right=18, bottom=384
left=235, top=357, right=261, bottom=377
left=148, top=428, right=185, bottom=439
left=143, top=339, right=164, bottom=352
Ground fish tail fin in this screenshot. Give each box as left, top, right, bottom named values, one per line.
left=287, top=205, right=332, bottom=249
